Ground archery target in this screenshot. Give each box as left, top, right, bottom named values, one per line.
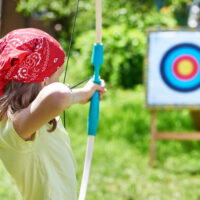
left=160, top=43, right=200, bottom=92
left=146, top=31, right=200, bottom=109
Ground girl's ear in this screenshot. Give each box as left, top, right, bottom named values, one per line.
left=41, top=81, right=46, bottom=89
left=41, top=78, right=49, bottom=88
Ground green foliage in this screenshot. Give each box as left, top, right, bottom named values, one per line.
left=17, top=0, right=71, bottom=18
left=103, top=26, right=146, bottom=88
left=65, top=25, right=146, bottom=88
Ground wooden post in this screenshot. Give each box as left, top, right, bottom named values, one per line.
left=150, top=110, right=157, bottom=166
left=190, top=110, right=200, bottom=131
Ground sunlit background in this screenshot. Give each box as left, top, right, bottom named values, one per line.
left=1, top=0, right=200, bottom=200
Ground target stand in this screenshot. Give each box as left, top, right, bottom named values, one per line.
left=150, top=110, right=200, bottom=166
left=146, top=30, right=200, bottom=165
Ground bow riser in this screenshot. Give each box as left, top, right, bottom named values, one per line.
left=88, top=44, right=103, bottom=136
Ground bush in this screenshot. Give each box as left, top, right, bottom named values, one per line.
left=63, top=25, right=146, bottom=88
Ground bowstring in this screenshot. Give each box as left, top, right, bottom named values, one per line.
left=70, top=76, right=92, bottom=89
left=63, top=0, right=80, bottom=128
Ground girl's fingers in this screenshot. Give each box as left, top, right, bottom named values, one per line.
left=96, top=80, right=106, bottom=92
left=99, top=93, right=103, bottom=100
left=99, top=89, right=106, bottom=100
left=93, top=84, right=105, bottom=92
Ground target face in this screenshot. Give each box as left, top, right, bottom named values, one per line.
left=160, top=43, right=200, bottom=92
left=146, top=31, right=200, bottom=109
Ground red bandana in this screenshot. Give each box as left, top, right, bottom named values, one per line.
left=0, top=28, right=65, bottom=95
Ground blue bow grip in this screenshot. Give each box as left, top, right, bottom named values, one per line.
left=87, top=44, right=103, bottom=136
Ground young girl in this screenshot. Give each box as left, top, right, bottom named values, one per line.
left=0, top=28, right=106, bottom=200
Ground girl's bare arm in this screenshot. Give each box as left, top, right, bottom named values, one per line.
left=12, top=81, right=106, bottom=140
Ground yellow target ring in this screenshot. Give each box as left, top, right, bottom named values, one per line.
left=177, top=60, right=194, bottom=76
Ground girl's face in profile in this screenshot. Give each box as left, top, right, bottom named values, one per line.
left=41, top=66, right=64, bottom=88
left=48, top=66, right=64, bottom=83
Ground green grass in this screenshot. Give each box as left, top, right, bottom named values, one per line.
left=1, top=86, right=200, bottom=199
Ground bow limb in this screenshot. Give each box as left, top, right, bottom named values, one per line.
left=79, top=0, right=103, bottom=200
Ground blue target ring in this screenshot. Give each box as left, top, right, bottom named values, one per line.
left=160, top=43, right=200, bottom=92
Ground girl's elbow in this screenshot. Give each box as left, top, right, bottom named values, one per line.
left=42, top=83, right=72, bottom=113
left=51, top=90, right=72, bottom=112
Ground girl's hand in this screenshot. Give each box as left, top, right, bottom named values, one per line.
left=80, top=79, right=107, bottom=104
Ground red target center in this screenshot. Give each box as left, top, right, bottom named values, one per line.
left=173, top=56, right=198, bottom=80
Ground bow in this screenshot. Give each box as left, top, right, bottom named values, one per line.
left=79, top=0, right=103, bottom=199
left=62, top=0, right=103, bottom=199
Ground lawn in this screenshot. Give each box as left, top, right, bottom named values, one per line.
left=1, top=86, right=200, bottom=200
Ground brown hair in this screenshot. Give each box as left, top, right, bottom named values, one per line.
left=0, top=81, right=57, bottom=132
